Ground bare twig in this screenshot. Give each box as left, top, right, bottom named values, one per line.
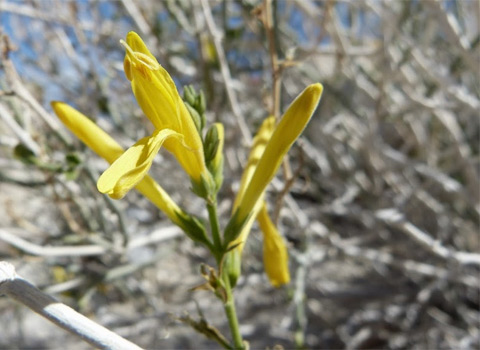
left=0, top=102, right=41, bottom=155
left=121, top=0, right=159, bottom=50
left=1, top=37, right=70, bottom=144
left=0, top=2, right=93, bottom=30
left=200, top=0, right=251, bottom=143
left=0, top=261, right=144, bottom=350
left=261, top=0, right=296, bottom=226
left=263, top=0, right=282, bottom=119
left=311, top=222, right=480, bottom=289
left=42, top=227, right=182, bottom=295
left=0, top=228, right=107, bottom=257
left=127, top=225, right=182, bottom=250
left=272, top=147, right=305, bottom=224
left=0, top=226, right=182, bottom=258
left=423, top=1, right=478, bottom=72
left=376, top=209, right=480, bottom=266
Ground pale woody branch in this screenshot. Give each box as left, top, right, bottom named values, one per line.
left=376, top=208, right=480, bottom=266
left=0, top=228, right=107, bottom=257
left=0, top=261, right=143, bottom=350
left=200, top=0, right=252, bottom=144
left=0, top=103, right=41, bottom=155
left=0, top=226, right=182, bottom=258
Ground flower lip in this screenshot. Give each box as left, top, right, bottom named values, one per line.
left=120, top=39, right=160, bottom=71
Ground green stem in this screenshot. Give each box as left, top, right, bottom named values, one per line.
left=222, top=271, right=244, bottom=350
left=206, top=198, right=243, bottom=349
left=206, top=200, right=222, bottom=258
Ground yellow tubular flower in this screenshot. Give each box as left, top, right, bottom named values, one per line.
left=224, top=116, right=275, bottom=286
left=232, top=83, right=323, bottom=232
left=51, top=102, right=124, bottom=164
left=233, top=116, right=276, bottom=211
left=97, top=129, right=181, bottom=199
left=99, top=31, right=208, bottom=197
left=230, top=116, right=276, bottom=252
left=51, top=102, right=187, bottom=229
left=257, top=203, right=290, bottom=287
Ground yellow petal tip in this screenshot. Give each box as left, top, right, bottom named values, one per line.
left=305, top=83, right=324, bottom=105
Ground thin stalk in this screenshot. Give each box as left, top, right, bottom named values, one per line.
left=222, top=272, right=244, bottom=350
left=206, top=199, right=244, bottom=349
left=264, top=0, right=294, bottom=225
left=264, top=0, right=281, bottom=119
left=207, top=200, right=223, bottom=260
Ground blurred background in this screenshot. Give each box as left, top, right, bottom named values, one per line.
left=0, top=0, right=479, bottom=349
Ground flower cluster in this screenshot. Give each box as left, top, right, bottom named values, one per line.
left=52, top=31, right=323, bottom=288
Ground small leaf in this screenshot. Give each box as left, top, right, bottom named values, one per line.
left=13, top=144, right=36, bottom=165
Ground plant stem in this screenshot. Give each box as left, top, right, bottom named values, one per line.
left=207, top=200, right=223, bottom=257
left=206, top=198, right=243, bottom=348
left=222, top=271, right=244, bottom=350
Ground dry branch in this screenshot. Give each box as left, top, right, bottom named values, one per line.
left=0, top=261, right=143, bottom=350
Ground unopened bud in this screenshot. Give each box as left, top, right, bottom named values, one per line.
left=197, top=90, right=206, bottom=114
left=183, top=85, right=196, bottom=107
left=185, top=103, right=202, bottom=133
left=204, top=125, right=220, bottom=163
left=224, top=249, right=242, bottom=287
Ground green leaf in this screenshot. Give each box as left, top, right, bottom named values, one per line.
left=175, top=210, right=210, bottom=246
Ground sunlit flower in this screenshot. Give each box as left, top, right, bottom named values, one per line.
left=226, top=83, right=323, bottom=242
left=97, top=31, right=210, bottom=199
left=224, top=116, right=276, bottom=286
left=51, top=102, right=124, bottom=164
left=257, top=203, right=290, bottom=287
left=225, top=83, right=322, bottom=287
left=230, top=116, right=276, bottom=252
left=51, top=102, right=203, bottom=237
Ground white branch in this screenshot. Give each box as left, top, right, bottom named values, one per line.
left=0, top=2, right=93, bottom=29
left=0, top=229, right=107, bottom=257
left=311, top=222, right=480, bottom=288
left=423, top=1, right=477, bottom=72
left=0, top=261, right=143, bottom=350
left=0, top=103, right=41, bottom=155
left=200, top=0, right=252, bottom=143
left=0, top=226, right=182, bottom=258
left=376, top=209, right=480, bottom=266
left=3, top=56, right=71, bottom=143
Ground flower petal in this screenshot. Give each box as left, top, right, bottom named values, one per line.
left=126, top=31, right=158, bottom=64
left=52, top=102, right=204, bottom=235
left=235, top=83, right=323, bottom=225
left=97, top=128, right=182, bottom=199
left=226, top=116, right=275, bottom=251
left=257, top=203, right=290, bottom=287
left=51, top=102, right=124, bottom=163
left=224, top=117, right=275, bottom=286
left=122, top=32, right=208, bottom=184
left=233, top=116, right=276, bottom=212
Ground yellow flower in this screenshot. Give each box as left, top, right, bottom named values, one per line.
left=51, top=102, right=124, bottom=164
left=230, top=116, right=276, bottom=252
left=225, top=83, right=322, bottom=287
left=233, top=117, right=276, bottom=212
left=224, top=117, right=275, bottom=286
left=225, top=83, right=323, bottom=243
left=97, top=31, right=210, bottom=199
left=257, top=203, right=290, bottom=287
left=51, top=102, right=204, bottom=238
